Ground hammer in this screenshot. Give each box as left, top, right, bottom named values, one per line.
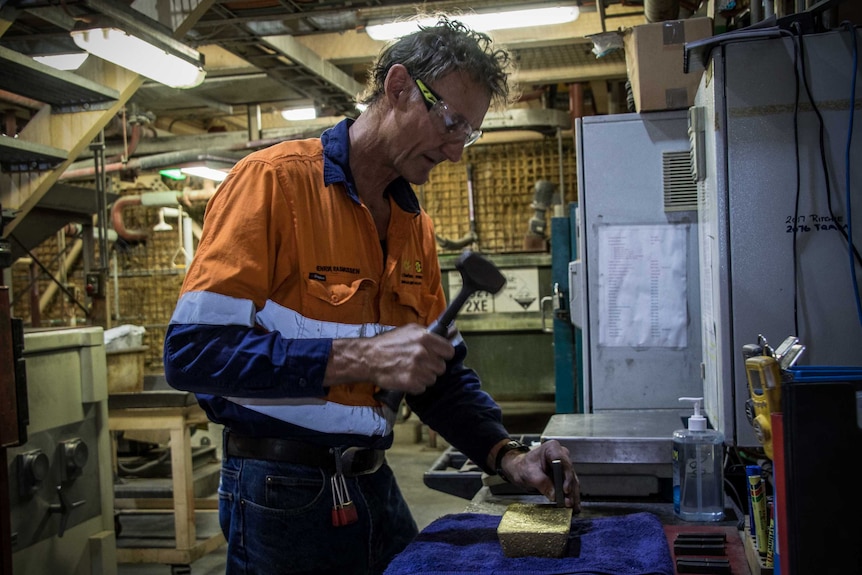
left=376, top=250, right=507, bottom=412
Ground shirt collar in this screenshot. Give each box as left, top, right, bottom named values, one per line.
left=321, top=118, right=421, bottom=214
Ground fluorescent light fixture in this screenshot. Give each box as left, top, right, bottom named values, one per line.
left=33, top=52, right=89, bottom=70
left=281, top=107, right=318, bottom=121
left=159, top=168, right=186, bottom=180
left=365, top=6, right=580, bottom=41
left=71, top=27, right=206, bottom=88
left=181, top=166, right=229, bottom=182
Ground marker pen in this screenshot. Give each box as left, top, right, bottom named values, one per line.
left=745, top=465, right=760, bottom=537
left=748, top=469, right=768, bottom=557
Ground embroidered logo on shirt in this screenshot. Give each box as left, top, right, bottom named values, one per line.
left=309, top=272, right=326, bottom=281
left=400, top=258, right=424, bottom=286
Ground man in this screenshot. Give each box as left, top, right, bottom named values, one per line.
left=164, top=16, right=579, bottom=575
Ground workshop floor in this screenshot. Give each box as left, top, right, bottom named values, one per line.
left=115, top=402, right=555, bottom=575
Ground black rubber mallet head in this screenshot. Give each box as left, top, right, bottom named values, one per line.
left=428, top=251, right=506, bottom=336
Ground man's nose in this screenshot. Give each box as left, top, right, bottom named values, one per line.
left=441, top=139, right=465, bottom=162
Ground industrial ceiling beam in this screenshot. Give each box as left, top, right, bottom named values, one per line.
left=0, top=0, right=216, bottom=237
left=261, top=34, right=365, bottom=105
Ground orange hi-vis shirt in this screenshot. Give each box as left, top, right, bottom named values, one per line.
left=165, top=120, right=506, bottom=460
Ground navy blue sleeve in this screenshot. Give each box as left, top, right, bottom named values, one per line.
left=163, top=323, right=331, bottom=398
left=406, top=339, right=508, bottom=474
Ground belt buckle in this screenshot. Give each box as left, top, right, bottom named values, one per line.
left=340, top=447, right=383, bottom=477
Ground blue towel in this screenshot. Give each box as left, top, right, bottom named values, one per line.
left=384, top=511, right=673, bottom=575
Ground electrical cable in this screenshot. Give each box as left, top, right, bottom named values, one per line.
left=117, top=448, right=171, bottom=475
left=723, top=476, right=747, bottom=531
left=841, top=22, right=862, bottom=329
left=791, top=30, right=802, bottom=336
left=791, top=22, right=862, bottom=338
left=793, top=22, right=862, bottom=267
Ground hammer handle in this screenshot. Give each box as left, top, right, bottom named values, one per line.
left=376, top=251, right=503, bottom=413
left=375, top=288, right=471, bottom=411
left=427, top=286, right=472, bottom=336
left=376, top=389, right=404, bottom=413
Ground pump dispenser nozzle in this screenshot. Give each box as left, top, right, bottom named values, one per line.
left=679, top=397, right=706, bottom=431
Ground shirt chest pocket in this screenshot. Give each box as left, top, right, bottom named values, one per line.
left=389, top=282, right=439, bottom=326
left=303, top=277, right=378, bottom=324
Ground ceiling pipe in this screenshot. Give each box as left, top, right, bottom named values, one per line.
left=111, top=194, right=173, bottom=243
left=568, top=83, right=585, bottom=127
left=103, top=121, right=142, bottom=165
left=181, top=189, right=218, bottom=204
left=0, top=89, right=44, bottom=110
left=111, top=188, right=217, bottom=242
left=60, top=147, right=234, bottom=242
left=60, top=150, right=240, bottom=180
left=517, top=87, right=548, bottom=104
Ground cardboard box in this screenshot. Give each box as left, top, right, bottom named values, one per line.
left=624, top=17, right=713, bottom=112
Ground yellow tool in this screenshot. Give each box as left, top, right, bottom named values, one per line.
left=745, top=355, right=783, bottom=459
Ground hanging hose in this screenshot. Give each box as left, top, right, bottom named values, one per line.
left=436, top=163, right=479, bottom=250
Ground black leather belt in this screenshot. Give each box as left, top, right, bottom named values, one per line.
left=224, top=432, right=385, bottom=477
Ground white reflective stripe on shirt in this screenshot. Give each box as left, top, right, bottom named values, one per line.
left=241, top=300, right=397, bottom=435
left=257, top=299, right=395, bottom=339
left=170, top=291, right=257, bottom=326
left=224, top=396, right=391, bottom=437
left=171, top=291, right=397, bottom=437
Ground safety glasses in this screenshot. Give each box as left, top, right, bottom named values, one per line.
left=414, top=78, right=482, bottom=147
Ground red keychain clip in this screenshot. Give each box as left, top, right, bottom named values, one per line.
left=330, top=447, right=358, bottom=527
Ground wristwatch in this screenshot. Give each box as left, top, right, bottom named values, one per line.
left=494, top=439, right=530, bottom=482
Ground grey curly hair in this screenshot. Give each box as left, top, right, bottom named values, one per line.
left=359, top=15, right=517, bottom=110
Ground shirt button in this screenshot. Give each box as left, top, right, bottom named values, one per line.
left=331, top=295, right=338, bottom=302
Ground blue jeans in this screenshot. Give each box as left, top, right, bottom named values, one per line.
left=218, top=452, right=419, bottom=574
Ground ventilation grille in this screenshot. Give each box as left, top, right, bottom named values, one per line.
left=663, top=150, right=697, bottom=212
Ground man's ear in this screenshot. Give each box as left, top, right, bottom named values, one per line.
left=383, top=64, right=413, bottom=107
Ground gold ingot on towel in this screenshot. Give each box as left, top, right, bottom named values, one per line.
left=497, top=502, right=573, bottom=558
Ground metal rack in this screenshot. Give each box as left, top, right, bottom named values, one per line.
left=0, top=45, right=118, bottom=172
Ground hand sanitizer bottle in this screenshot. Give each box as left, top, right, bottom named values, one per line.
left=673, top=397, right=725, bottom=521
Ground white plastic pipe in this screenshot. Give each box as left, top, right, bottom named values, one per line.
left=162, top=207, right=194, bottom=266
left=183, top=214, right=194, bottom=266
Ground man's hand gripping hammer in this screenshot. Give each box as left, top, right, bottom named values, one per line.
left=375, top=250, right=506, bottom=412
